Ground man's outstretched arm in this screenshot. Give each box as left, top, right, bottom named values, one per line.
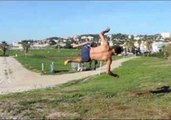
left=106, top=58, right=119, bottom=77
left=72, top=41, right=91, bottom=48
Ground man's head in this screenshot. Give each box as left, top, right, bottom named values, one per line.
left=111, top=45, right=123, bottom=55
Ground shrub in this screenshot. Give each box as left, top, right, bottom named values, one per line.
left=149, top=51, right=165, bottom=58
left=163, top=43, right=171, bottom=59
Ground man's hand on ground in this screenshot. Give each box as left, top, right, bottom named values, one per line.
left=109, top=72, right=119, bottom=78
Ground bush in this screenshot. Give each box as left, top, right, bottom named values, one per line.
left=164, top=43, right=171, bottom=59
left=149, top=43, right=171, bottom=59
left=149, top=51, right=165, bottom=58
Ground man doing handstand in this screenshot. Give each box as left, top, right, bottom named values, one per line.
left=64, top=28, right=123, bottom=77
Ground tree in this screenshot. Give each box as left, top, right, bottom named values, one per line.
left=21, top=40, right=31, bottom=54
left=165, top=38, right=171, bottom=41
left=65, top=41, right=73, bottom=49
left=112, top=33, right=128, bottom=40
left=164, top=43, right=171, bottom=59
left=0, top=41, right=8, bottom=56
left=145, top=41, right=152, bottom=52
left=130, top=35, right=134, bottom=40
left=127, top=41, right=135, bottom=52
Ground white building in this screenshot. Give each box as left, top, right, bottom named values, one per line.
left=161, top=32, right=171, bottom=39
left=32, top=43, right=50, bottom=48
left=152, top=41, right=169, bottom=53
left=11, top=42, right=23, bottom=50
left=73, top=35, right=80, bottom=42
left=140, top=41, right=145, bottom=53
left=128, top=35, right=132, bottom=39
left=87, top=36, right=94, bottom=41
left=81, top=36, right=94, bottom=41
left=134, top=41, right=140, bottom=48
left=107, top=35, right=112, bottom=40
left=109, top=40, right=113, bottom=46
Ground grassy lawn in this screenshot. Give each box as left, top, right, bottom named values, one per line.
left=7, top=49, right=81, bottom=74
left=0, top=56, right=171, bottom=119
left=1, top=48, right=122, bottom=74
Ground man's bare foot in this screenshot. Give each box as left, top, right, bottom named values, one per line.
left=64, top=60, right=70, bottom=65
left=102, top=27, right=110, bottom=34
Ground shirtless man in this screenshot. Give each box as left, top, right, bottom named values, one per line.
left=64, top=28, right=123, bottom=77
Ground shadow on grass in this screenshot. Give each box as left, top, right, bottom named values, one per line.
left=42, top=70, right=70, bottom=75
left=150, top=86, right=171, bottom=94
left=53, top=70, right=69, bottom=73
left=129, top=86, right=171, bottom=96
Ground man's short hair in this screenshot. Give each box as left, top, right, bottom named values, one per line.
left=111, top=45, right=123, bottom=54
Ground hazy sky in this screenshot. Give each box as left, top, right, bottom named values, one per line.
left=0, top=1, right=171, bottom=43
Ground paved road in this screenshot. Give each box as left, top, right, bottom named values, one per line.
left=0, top=56, right=137, bottom=94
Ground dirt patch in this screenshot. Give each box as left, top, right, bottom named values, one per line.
left=129, top=90, right=151, bottom=96
left=167, top=114, right=171, bottom=120
left=167, top=56, right=171, bottom=60
left=46, top=111, right=80, bottom=119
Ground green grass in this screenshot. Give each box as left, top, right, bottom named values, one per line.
left=7, top=49, right=81, bottom=74
left=0, top=56, right=171, bottom=119
left=1, top=48, right=122, bottom=74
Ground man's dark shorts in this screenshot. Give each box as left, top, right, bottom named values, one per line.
left=81, top=43, right=91, bottom=62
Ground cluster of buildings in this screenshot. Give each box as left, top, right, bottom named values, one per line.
left=10, top=35, right=97, bottom=50
left=10, top=32, right=171, bottom=53
left=133, top=40, right=171, bottom=54
left=134, top=32, right=171, bottom=53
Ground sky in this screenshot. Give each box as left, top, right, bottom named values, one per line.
left=0, top=1, right=171, bottom=43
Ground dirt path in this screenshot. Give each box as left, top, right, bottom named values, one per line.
left=0, top=56, right=137, bottom=94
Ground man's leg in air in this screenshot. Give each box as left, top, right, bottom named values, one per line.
left=64, top=57, right=82, bottom=65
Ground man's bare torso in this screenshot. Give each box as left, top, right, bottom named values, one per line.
left=90, top=43, right=112, bottom=61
